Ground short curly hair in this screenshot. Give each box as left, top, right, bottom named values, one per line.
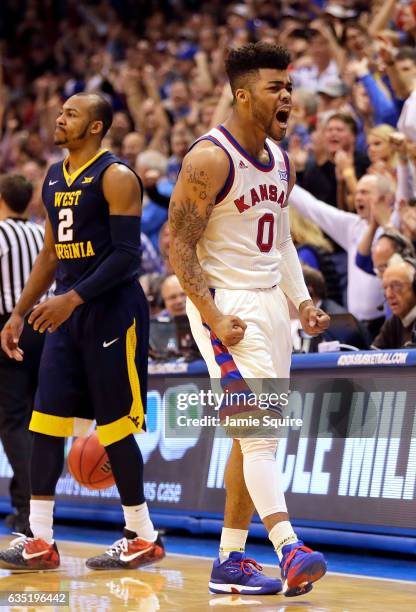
left=225, top=42, right=291, bottom=96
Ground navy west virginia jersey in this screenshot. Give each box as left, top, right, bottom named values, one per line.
left=31, top=149, right=149, bottom=445
left=42, top=149, right=142, bottom=294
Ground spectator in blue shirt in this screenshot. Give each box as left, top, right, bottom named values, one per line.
left=136, top=150, right=170, bottom=250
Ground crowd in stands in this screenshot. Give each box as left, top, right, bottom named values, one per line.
left=2, top=0, right=416, bottom=352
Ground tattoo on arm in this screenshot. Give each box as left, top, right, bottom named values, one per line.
left=169, top=196, right=215, bottom=301
left=184, top=163, right=210, bottom=199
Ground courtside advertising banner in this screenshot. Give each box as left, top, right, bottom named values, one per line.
left=0, top=369, right=414, bottom=534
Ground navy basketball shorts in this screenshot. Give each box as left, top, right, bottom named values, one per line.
left=29, top=281, right=149, bottom=446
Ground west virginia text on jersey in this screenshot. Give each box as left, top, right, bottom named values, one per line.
left=55, top=241, right=95, bottom=260
left=42, top=149, right=139, bottom=294
left=54, top=191, right=82, bottom=207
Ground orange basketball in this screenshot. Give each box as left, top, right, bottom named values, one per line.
left=67, top=432, right=115, bottom=490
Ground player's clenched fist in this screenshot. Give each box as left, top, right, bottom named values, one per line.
left=299, top=301, right=330, bottom=336
left=211, top=314, right=247, bottom=346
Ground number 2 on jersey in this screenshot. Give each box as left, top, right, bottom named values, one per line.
left=256, top=213, right=274, bottom=252
left=58, top=209, right=74, bottom=242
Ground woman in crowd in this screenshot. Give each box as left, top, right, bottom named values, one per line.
left=367, top=124, right=397, bottom=181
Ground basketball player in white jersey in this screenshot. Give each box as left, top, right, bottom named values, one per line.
left=169, top=43, right=330, bottom=597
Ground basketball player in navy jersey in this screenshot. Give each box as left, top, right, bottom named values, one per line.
left=169, top=43, right=329, bottom=596
left=0, top=93, right=164, bottom=570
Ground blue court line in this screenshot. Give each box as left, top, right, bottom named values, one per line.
left=1, top=523, right=413, bottom=583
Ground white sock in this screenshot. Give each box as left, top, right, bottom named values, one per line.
left=219, top=528, right=248, bottom=561
left=269, top=521, right=298, bottom=561
left=122, top=503, right=156, bottom=541
left=29, top=499, right=54, bottom=543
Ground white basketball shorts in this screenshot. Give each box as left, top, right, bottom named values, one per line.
left=186, top=285, right=292, bottom=380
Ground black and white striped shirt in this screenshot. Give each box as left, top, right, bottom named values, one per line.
left=0, top=217, right=44, bottom=315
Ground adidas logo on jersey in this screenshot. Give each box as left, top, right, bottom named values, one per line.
left=239, top=160, right=248, bottom=169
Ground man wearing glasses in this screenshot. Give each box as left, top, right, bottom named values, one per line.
left=372, top=259, right=416, bottom=348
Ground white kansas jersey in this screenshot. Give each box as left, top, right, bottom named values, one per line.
left=194, top=125, right=291, bottom=290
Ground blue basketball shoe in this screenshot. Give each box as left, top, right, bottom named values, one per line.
left=280, top=541, right=327, bottom=597
left=209, top=552, right=282, bottom=595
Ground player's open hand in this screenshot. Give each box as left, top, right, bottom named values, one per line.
left=211, top=314, right=247, bottom=347
left=29, top=291, right=83, bottom=334
left=299, top=301, right=330, bottom=336
left=1, top=313, right=24, bottom=361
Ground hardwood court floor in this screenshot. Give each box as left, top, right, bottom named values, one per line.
left=0, top=537, right=414, bottom=611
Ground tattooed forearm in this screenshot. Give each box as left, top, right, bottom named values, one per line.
left=171, top=239, right=209, bottom=299
left=169, top=196, right=219, bottom=321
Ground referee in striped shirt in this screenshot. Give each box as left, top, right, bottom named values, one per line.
left=0, top=174, right=45, bottom=535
